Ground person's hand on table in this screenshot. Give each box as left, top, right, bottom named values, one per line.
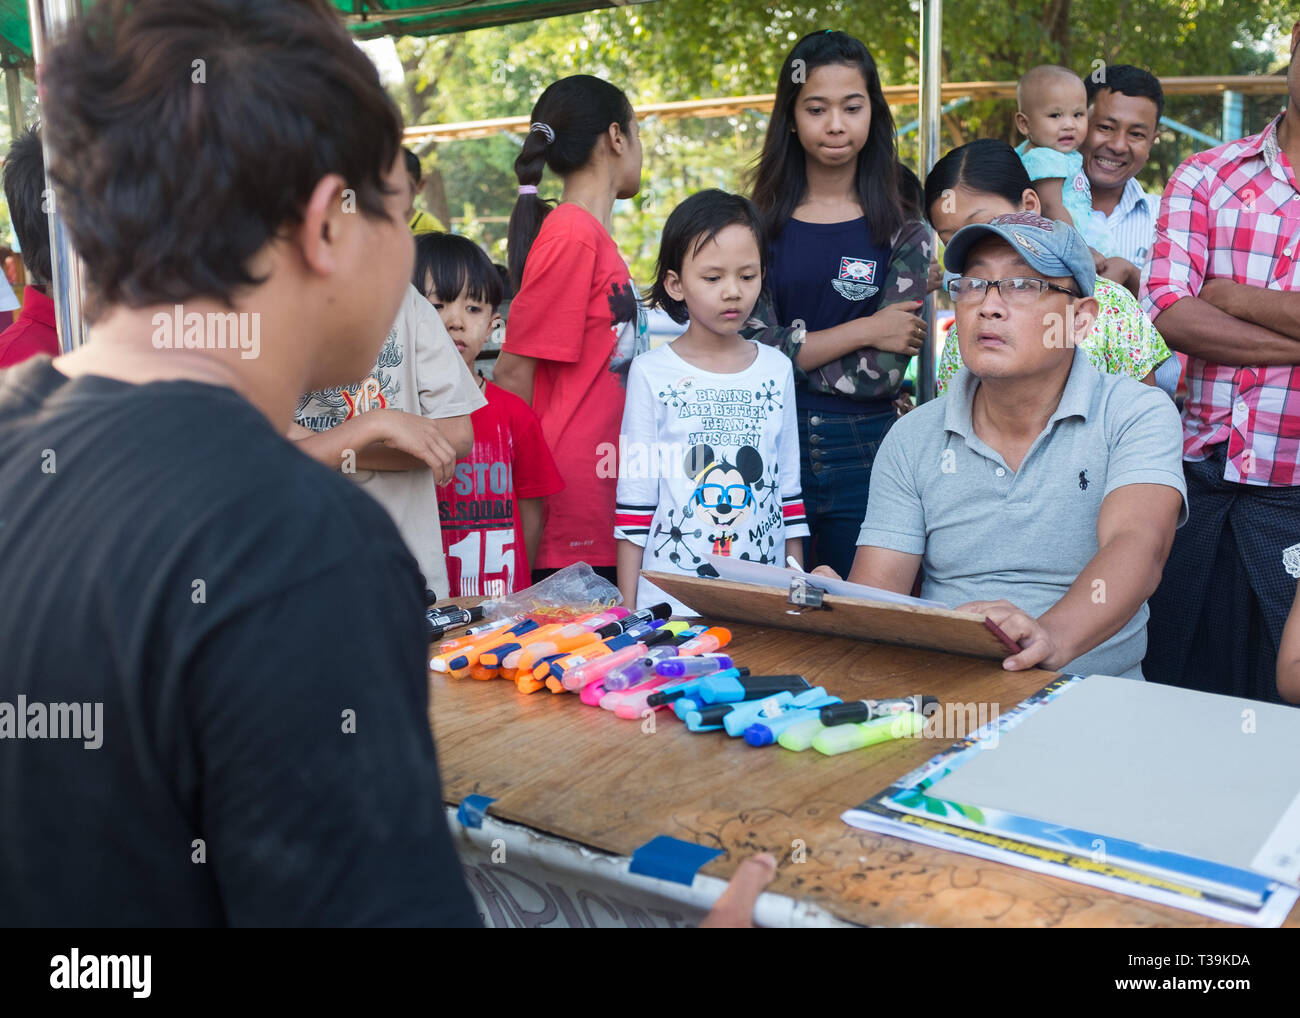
left=699, top=853, right=778, bottom=928
left=955, top=598, right=1064, bottom=672
left=810, top=565, right=841, bottom=580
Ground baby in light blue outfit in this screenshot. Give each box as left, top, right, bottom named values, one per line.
left=1014, top=65, right=1111, bottom=257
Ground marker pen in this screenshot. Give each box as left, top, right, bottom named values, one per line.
left=612, top=670, right=745, bottom=719
left=592, top=602, right=671, bottom=637
left=745, top=698, right=843, bottom=747
left=561, top=643, right=647, bottom=691
left=725, top=689, right=836, bottom=738
left=437, top=615, right=513, bottom=652
left=819, top=696, right=938, bottom=727
left=425, top=604, right=484, bottom=639
left=478, top=623, right=565, bottom=669
left=545, top=643, right=612, bottom=683
left=812, top=712, right=925, bottom=756
left=654, top=653, right=735, bottom=679
left=603, top=619, right=682, bottom=652
left=686, top=693, right=794, bottom=733
left=696, top=673, right=809, bottom=705
left=645, top=668, right=754, bottom=708
left=431, top=617, right=539, bottom=673
left=604, top=645, right=686, bottom=690
left=776, top=716, right=826, bottom=752
left=675, top=626, right=731, bottom=656
left=517, top=673, right=547, bottom=694
left=505, top=625, right=603, bottom=671
left=580, top=679, right=612, bottom=706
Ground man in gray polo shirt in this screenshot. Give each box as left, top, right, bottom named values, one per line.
left=824, top=213, right=1186, bottom=678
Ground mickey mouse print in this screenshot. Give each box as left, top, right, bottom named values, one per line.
left=615, top=341, right=808, bottom=601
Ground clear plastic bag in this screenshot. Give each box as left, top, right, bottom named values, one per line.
left=479, top=562, right=622, bottom=624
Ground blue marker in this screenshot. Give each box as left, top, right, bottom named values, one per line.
left=696, top=673, right=809, bottom=705
left=743, top=693, right=843, bottom=745
left=645, top=667, right=750, bottom=708
left=722, top=688, right=833, bottom=737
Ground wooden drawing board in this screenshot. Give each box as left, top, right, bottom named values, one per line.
left=642, top=571, right=1018, bottom=661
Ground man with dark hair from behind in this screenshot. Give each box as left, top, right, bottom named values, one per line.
left=0, top=0, right=479, bottom=926
left=0, top=127, right=57, bottom=367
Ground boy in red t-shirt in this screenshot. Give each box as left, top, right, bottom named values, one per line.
left=414, top=233, right=564, bottom=598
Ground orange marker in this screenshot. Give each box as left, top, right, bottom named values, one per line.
left=510, top=628, right=604, bottom=672
left=539, top=642, right=612, bottom=682
left=676, top=626, right=731, bottom=656
left=516, top=673, right=547, bottom=695
left=478, top=624, right=564, bottom=669
left=430, top=618, right=542, bottom=673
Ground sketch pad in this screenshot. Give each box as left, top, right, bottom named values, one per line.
left=927, top=675, right=1300, bottom=885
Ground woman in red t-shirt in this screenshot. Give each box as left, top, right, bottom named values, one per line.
left=493, top=75, right=647, bottom=583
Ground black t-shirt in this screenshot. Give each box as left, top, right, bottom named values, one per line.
left=769, top=216, right=896, bottom=416
left=0, top=357, right=479, bottom=927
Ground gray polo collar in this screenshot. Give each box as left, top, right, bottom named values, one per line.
left=944, top=346, right=1097, bottom=439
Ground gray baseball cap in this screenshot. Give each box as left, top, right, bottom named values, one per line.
left=943, top=212, right=1096, bottom=297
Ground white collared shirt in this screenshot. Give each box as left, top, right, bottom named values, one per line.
left=1089, top=176, right=1160, bottom=265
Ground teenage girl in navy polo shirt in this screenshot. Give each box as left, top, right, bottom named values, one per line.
left=745, top=30, right=928, bottom=577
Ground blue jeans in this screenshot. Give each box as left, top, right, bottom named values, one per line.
left=798, top=407, right=896, bottom=578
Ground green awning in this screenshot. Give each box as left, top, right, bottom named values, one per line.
left=0, top=0, right=646, bottom=64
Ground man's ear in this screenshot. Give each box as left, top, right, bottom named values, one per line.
left=1014, top=111, right=1030, bottom=137
left=1021, top=188, right=1042, bottom=214
left=1071, top=297, right=1099, bottom=341
left=663, top=269, right=685, bottom=303
left=296, top=172, right=350, bottom=277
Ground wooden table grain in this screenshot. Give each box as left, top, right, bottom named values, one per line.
left=428, top=614, right=1299, bottom=928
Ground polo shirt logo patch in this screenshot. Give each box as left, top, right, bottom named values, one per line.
left=1079, top=469, right=1089, bottom=491
left=832, top=256, right=879, bottom=301
left=1284, top=542, right=1300, bottom=579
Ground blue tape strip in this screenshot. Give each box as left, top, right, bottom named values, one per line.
left=628, top=835, right=723, bottom=885
left=457, top=794, right=496, bottom=829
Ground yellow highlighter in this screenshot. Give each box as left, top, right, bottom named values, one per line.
left=811, top=712, right=925, bottom=756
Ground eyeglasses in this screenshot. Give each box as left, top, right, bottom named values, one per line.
left=695, top=483, right=752, bottom=509
left=946, top=276, right=1082, bottom=304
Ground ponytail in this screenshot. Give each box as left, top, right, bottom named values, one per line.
left=506, top=74, right=634, bottom=290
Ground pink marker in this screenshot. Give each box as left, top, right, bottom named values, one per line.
left=604, top=673, right=683, bottom=718
left=579, top=680, right=610, bottom=706
left=560, top=643, right=645, bottom=692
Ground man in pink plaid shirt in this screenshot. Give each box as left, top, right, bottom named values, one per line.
left=1140, top=20, right=1300, bottom=704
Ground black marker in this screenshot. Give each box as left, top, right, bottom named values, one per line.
left=425, top=604, right=484, bottom=640
left=819, top=695, right=938, bottom=727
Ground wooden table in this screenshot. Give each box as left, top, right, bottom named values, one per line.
left=429, top=616, right=1300, bottom=927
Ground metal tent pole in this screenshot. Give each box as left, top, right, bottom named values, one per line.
left=27, top=0, right=86, bottom=352
left=5, top=64, right=22, bottom=138
left=916, top=0, right=941, bottom=404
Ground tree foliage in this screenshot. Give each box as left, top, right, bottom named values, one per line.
left=389, top=0, right=1297, bottom=282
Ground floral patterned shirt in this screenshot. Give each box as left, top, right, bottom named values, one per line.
left=937, top=275, right=1172, bottom=395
